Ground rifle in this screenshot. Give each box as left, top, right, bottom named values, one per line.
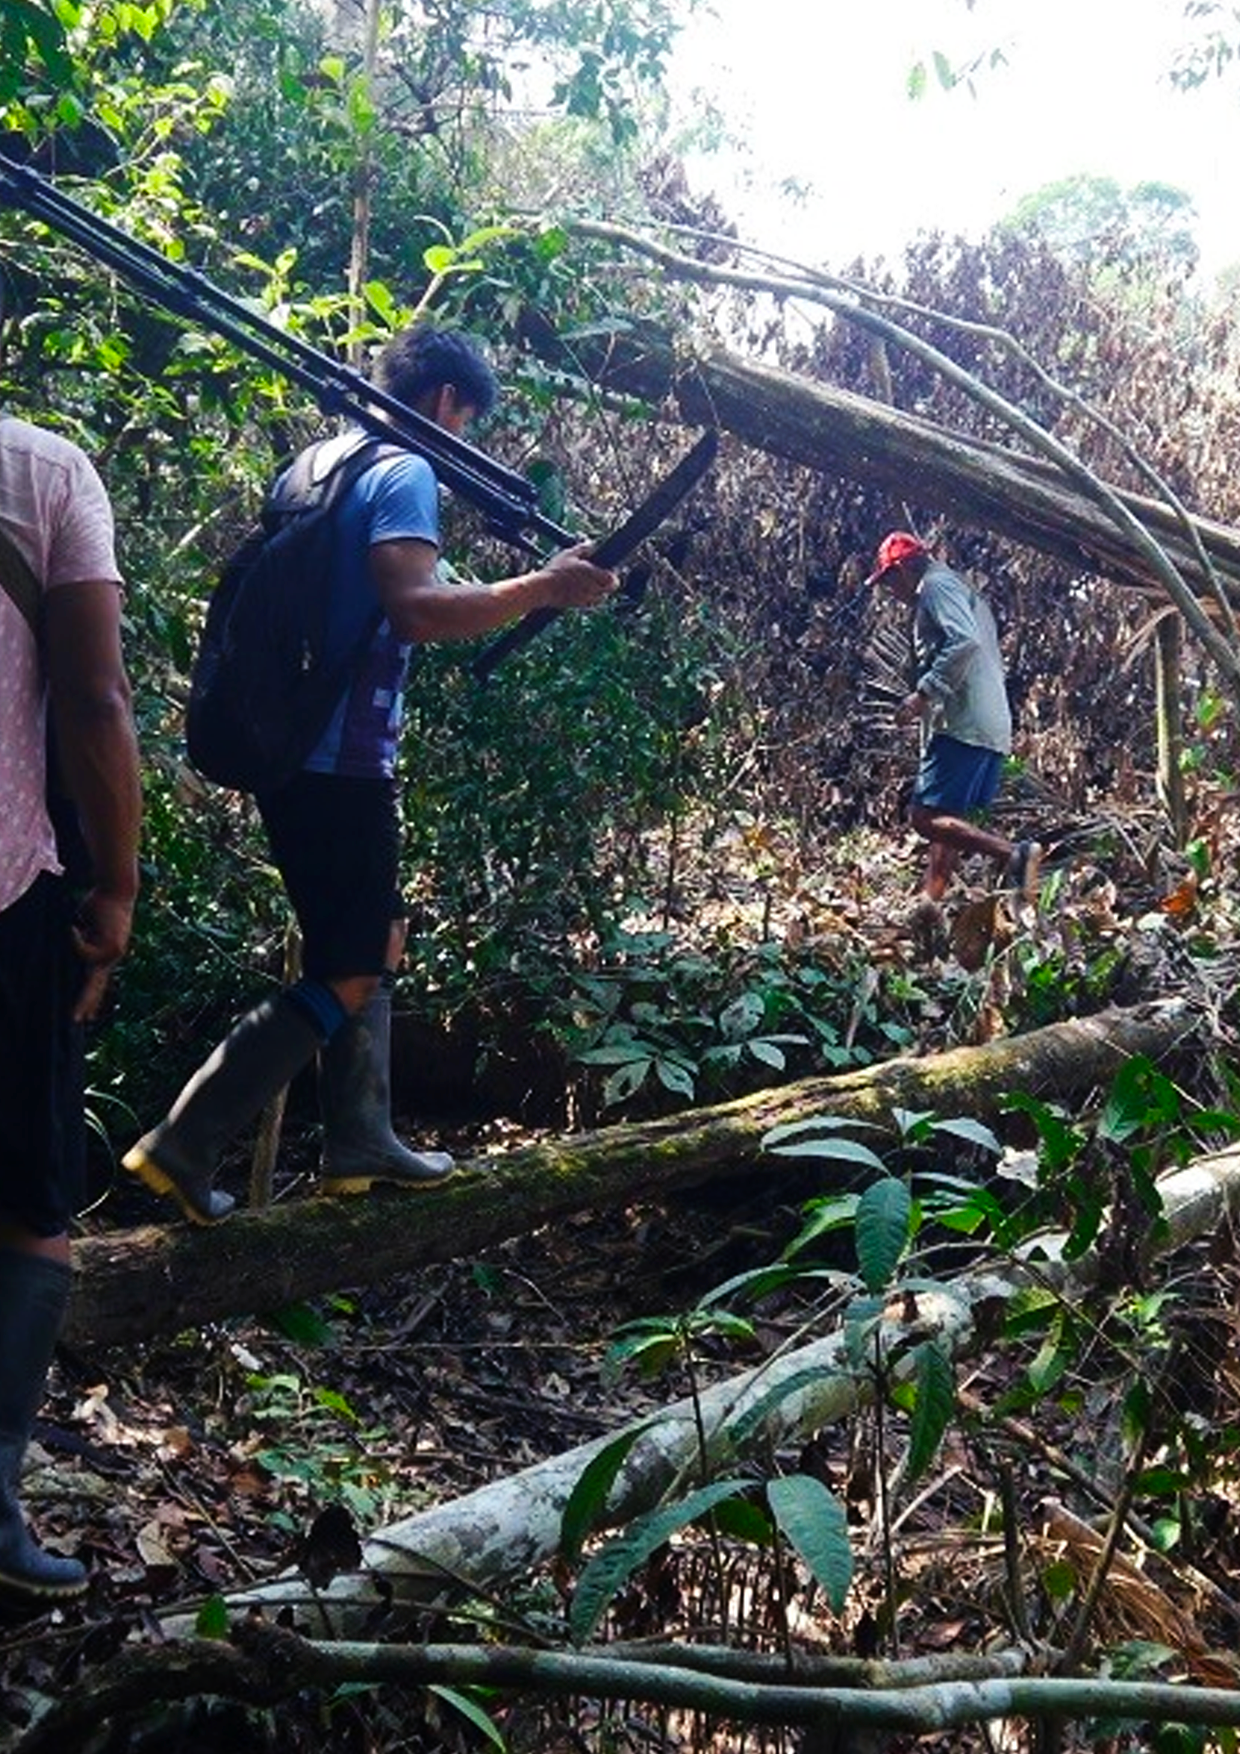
left=0, top=153, right=717, bottom=671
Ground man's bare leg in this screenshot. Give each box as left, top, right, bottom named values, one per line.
left=921, top=838, right=961, bottom=903
left=911, top=806, right=1041, bottom=903
left=911, top=804, right=1013, bottom=874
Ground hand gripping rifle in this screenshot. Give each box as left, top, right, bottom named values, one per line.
left=0, top=153, right=717, bottom=674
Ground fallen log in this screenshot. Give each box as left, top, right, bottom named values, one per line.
left=519, top=313, right=1240, bottom=610
left=160, top=1122, right=1240, bottom=1642
left=66, top=999, right=1192, bottom=1348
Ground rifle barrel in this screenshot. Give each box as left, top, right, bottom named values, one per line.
left=0, top=154, right=576, bottom=551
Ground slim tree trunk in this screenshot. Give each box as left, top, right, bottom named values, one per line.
left=1155, top=611, right=1188, bottom=848
left=346, top=0, right=382, bottom=366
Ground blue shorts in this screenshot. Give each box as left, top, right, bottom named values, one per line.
left=913, top=734, right=1003, bottom=814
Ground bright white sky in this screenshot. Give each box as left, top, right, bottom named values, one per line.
left=670, top=0, right=1238, bottom=280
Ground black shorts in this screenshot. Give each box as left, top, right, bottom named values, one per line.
left=257, top=773, right=404, bottom=980
left=0, top=873, right=87, bottom=1236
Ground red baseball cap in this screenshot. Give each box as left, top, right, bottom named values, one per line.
left=864, top=530, right=928, bottom=586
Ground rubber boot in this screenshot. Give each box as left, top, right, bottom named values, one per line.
left=122, top=993, right=323, bottom=1224
left=0, top=1249, right=88, bottom=1603
left=318, top=986, right=454, bottom=1195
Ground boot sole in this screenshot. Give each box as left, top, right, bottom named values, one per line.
left=0, top=1565, right=88, bottom=1602
left=319, top=1169, right=456, bottom=1196
left=121, top=1147, right=231, bottom=1226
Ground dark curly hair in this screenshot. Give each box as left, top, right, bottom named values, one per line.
left=372, top=324, right=499, bottom=419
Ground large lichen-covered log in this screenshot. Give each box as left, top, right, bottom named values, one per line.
left=520, top=313, right=1240, bottom=610
left=67, top=1001, right=1191, bottom=1348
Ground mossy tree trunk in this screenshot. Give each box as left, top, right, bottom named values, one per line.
left=68, top=1001, right=1190, bottom=1348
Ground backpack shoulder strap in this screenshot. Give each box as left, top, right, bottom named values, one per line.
left=266, top=435, right=405, bottom=526
left=0, top=521, right=41, bottom=638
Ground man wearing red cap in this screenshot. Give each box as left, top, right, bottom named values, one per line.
left=866, top=530, right=1040, bottom=911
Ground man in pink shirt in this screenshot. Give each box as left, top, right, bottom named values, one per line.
left=0, top=406, right=141, bottom=1602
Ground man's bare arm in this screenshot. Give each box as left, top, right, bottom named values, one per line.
left=43, top=579, right=142, bottom=1020
left=369, top=539, right=617, bottom=646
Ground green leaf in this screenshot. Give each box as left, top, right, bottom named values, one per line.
left=930, top=1117, right=1003, bottom=1154
left=364, top=280, right=397, bottom=322
left=892, top=1106, right=937, bottom=1140
left=766, top=1137, right=888, bottom=1172
left=569, top=1479, right=750, bottom=1643
left=843, top=1294, right=887, bottom=1367
left=1149, top=1516, right=1182, bottom=1554
left=1027, top=1312, right=1072, bottom=1394
left=785, top=1193, right=861, bottom=1257
left=1041, top=1557, right=1077, bottom=1601
left=698, top=1262, right=839, bottom=1309
left=712, top=1495, right=774, bottom=1544
left=906, top=1343, right=955, bottom=1482
left=1122, top=1376, right=1152, bottom=1452
left=932, top=48, right=956, bottom=91
left=603, top=1330, right=678, bottom=1381
left=1004, top=1093, right=1082, bottom=1169
left=603, top=1060, right=652, bottom=1107
left=1132, top=1466, right=1191, bottom=1496
left=747, top=1039, right=787, bottom=1071
left=719, top=992, right=764, bottom=1041
left=457, top=223, right=521, bottom=253
left=1099, top=1055, right=1180, bottom=1142
left=762, top=1116, right=881, bottom=1148
left=655, top=1057, right=696, bottom=1099
left=855, top=1177, right=912, bottom=1291
left=423, top=243, right=457, bottom=275
left=766, top=1474, right=853, bottom=1612
left=264, top=1302, right=333, bottom=1345
left=577, top=1043, right=652, bottom=1065
left=195, top=1595, right=230, bottom=1640
left=428, top=1685, right=507, bottom=1750
left=561, top=1422, right=656, bottom=1563
left=722, top=1367, right=839, bottom=1451
left=312, top=1386, right=360, bottom=1423
left=693, top=1310, right=757, bottom=1345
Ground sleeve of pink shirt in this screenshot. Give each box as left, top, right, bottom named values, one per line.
left=45, top=446, right=122, bottom=590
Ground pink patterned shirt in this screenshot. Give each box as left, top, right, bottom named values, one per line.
left=0, top=414, right=122, bottom=912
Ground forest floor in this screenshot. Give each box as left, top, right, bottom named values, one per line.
left=3, top=819, right=1240, bottom=1753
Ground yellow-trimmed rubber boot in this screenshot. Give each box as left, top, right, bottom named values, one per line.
left=123, top=993, right=323, bottom=1223
left=318, top=987, right=454, bottom=1195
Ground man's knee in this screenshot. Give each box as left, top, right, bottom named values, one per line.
left=328, top=973, right=384, bottom=1017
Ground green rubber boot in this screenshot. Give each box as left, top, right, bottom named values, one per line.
left=123, top=993, right=323, bottom=1223
left=0, top=1249, right=88, bottom=1603
left=318, top=987, right=454, bottom=1195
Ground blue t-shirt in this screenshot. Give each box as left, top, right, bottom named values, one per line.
left=301, top=436, right=440, bottom=779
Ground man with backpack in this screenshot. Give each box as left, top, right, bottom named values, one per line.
left=124, top=325, right=617, bottom=1224
left=866, top=529, right=1041, bottom=915
left=0, top=405, right=142, bottom=1599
